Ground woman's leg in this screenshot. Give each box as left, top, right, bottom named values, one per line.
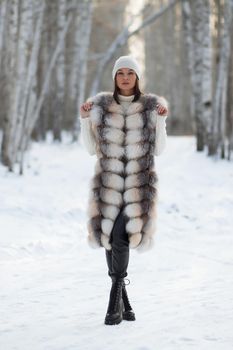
left=104, top=208, right=130, bottom=325
left=107, top=207, right=129, bottom=278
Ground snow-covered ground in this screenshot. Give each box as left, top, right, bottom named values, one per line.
left=1, top=135, right=233, bottom=350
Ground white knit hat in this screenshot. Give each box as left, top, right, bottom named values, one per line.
left=112, top=55, right=141, bottom=80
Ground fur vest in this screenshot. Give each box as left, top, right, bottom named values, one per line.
left=86, top=91, right=163, bottom=253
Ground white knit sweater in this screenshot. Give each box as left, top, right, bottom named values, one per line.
left=80, top=94, right=168, bottom=156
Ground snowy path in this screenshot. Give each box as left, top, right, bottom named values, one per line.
left=1, top=136, right=233, bottom=350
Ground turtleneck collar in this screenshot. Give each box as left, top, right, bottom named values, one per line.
left=118, top=94, right=135, bottom=102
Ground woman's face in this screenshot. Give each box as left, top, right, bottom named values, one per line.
left=115, top=68, right=137, bottom=94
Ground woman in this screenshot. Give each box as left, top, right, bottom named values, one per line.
left=80, top=56, right=168, bottom=325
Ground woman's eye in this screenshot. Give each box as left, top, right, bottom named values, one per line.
left=117, top=72, right=123, bottom=75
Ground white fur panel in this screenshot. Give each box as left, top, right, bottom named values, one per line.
left=126, top=114, right=144, bottom=129
left=142, top=216, right=156, bottom=237
left=136, top=234, right=154, bottom=252
left=102, top=172, right=124, bottom=192
left=125, top=174, right=140, bottom=189
left=101, top=234, right=112, bottom=250
left=101, top=218, right=114, bottom=236
left=101, top=143, right=124, bottom=158
left=104, top=127, right=124, bottom=145
left=89, top=106, right=102, bottom=126
left=102, top=158, right=124, bottom=174
left=94, top=160, right=101, bottom=174
left=105, top=113, right=124, bottom=129
left=127, top=102, right=143, bottom=115
left=124, top=203, right=143, bottom=218
left=157, top=96, right=169, bottom=110
left=125, top=142, right=149, bottom=159
left=124, top=188, right=141, bottom=203
left=126, top=217, right=143, bottom=234
left=148, top=110, right=157, bottom=128
left=129, top=233, right=142, bottom=248
left=87, top=233, right=100, bottom=249
left=100, top=203, right=120, bottom=221
left=125, top=160, right=140, bottom=174
left=108, top=102, right=124, bottom=115
left=100, top=188, right=123, bottom=206
left=125, top=129, right=142, bottom=144
left=87, top=200, right=100, bottom=218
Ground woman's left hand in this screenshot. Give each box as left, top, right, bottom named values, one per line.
left=156, top=103, right=168, bottom=116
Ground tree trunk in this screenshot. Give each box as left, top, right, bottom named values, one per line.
left=0, top=0, right=7, bottom=70
left=53, top=0, right=66, bottom=141
left=1, top=0, right=19, bottom=170
left=192, top=0, right=212, bottom=151
left=20, top=13, right=73, bottom=162
left=18, top=4, right=45, bottom=174
left=226, top=23, right=233, bottom=160
left=73, top=0, right=93, bottom=141
left=209, top=0, right=233, bottom=156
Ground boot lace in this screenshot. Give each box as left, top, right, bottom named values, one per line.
left=122, top=278, right=132, bottom=310
left=107, top=278, right=123, bottom=313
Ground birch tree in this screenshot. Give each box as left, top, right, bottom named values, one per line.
left=209, top=0, right=233, bottom=157
left=53, top=0, right=66, bottom=141
left=226, top=24, right=233, bottom=160
left=0, top=0, right=7, bottom=70
left=17, top=2, right=45, bottom=173
left=73, top=0, right=93, bottom=140
left=19, top=13, right=73, bottom=172
left=11, top=0, right=34, bottom=165
left=1, top=0, right=19, bottom=169
left=191, top=0, right=212, bottom=151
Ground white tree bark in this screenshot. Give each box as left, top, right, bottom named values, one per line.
left=209, top=0, right=233, bottom=156
left=21, top=13, right=73, bottom=157
left=73, top=0, right=93, bottom=140
left=192, top=0, right=207, bottom=151
left=0, top=0, right=7, bottom=70
left=1, top=0, right=19, bottom=169
left=17, top=3, right=45, bottom=174
left=181, top=0, right=195, bottom=123
left=53, top=0, right=66, bottom=141
left=183, top=0, right=212, bottom=151
left=201, top=0, right=212, bottom=150
left=227, top=25, right=233, bottom=160
left=11, top=0, right=35, bottom=166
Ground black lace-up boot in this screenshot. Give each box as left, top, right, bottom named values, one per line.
left=104, top=276, right=124, bottom=325
left=105, top=249, right=136, bottom=321
left=122, top=279, right=136, bottom=321
left=104, top=207, right=136, bottom=324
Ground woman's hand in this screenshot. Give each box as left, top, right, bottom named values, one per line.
left=156, top=103, right=168, bottom=116
left=80, top=101, right=94, bottom=118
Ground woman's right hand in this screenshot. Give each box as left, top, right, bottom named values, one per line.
left=80, top=101, right=94, bottom=118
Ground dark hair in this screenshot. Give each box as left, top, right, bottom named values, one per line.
left=113, top=76, right=143, bottom=104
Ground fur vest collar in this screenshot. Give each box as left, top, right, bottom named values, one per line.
left=86, top=91, right=160, bottom=253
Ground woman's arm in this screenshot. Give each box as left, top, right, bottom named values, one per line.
left=154, top=113, right=167, bottom=156
left=154, top=96, right=168, bottom=156
left=80, top=100, right=96, bottom=156
left=80, top=117, right=96, bottom=156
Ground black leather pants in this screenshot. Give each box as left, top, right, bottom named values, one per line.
left=105, top=207, right=129, bottom=279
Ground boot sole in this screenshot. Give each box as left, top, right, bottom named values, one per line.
left=104, top=316, right=123, bottom=325
left=123, top=311, right=136, bottom=321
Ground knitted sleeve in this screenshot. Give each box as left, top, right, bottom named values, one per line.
left=154, top=113, right=168, bottom=156
left=80, top=117, right=96, bottom=155
left=153, top=96, right=168, bottom=156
